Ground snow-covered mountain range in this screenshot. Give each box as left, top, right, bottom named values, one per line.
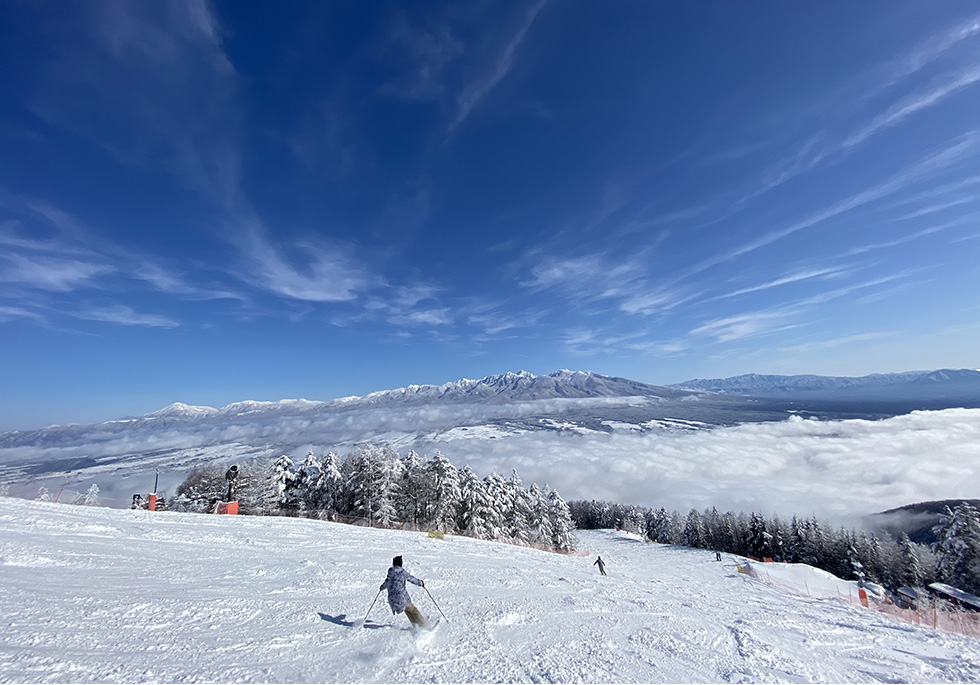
left=2, top=369, right=979, bottom=519
left=140, top=370, right=694, bottom=420
left=671, top=368, right=980, bottom=401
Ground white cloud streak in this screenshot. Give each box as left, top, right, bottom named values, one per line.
left=843, top=65, right=980, bottom=150
left=0, top=254, right=113, bottom=292
left=448, top=0, right=549, bottom=135
left=74, top=305, right=179, bottom=328
left=232, top=223, right=375, bottom=303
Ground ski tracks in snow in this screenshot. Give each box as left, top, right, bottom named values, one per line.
left=2, top=499, right=980, bottom=683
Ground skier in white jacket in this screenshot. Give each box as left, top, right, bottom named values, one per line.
left=380, top=555, right=428, bottom=629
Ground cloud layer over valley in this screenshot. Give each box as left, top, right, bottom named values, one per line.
left=2, top=400, right=977, bottom=522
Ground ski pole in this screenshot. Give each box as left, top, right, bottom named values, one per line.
left=423, top=585, right=448, bottom=622
left=358, top=589, right=382, bottom=628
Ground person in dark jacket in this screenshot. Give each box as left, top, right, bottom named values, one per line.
left=380, top=555, right=428, bottom=628
left=594, top=555, right=607, bottom=575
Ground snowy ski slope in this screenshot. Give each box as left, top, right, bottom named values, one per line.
left=1, top=497, right=978, bottom=683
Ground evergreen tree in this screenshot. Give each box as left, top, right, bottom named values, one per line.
left=747, top=512, right=773, bottom=559
left=847, top=542, right=867, bottom=583
left=787, top=516, right=805, bottom=563
left=370, top=445, right=403, bottom=527
left=934, top=502, right=980, bottom=594
left=272, top=454, right=298, bottom=512
left=646, top=508, right=670, bottom=543
left=396, top=450, right=426, bottom=525
left=293, top=450, right=323, bottom=514
left=506, top=470, right=532, bottom=544
left=234, top=456, right=278, bottom=515
left=897, top=532, right=923, bottom=588
left=36, top=486, right=51, bottom=502
left=342, top=446, right=378, bottom=520
left=547, top=488, right=576, bottom=551
left=318, top=452, right=344, bottom=518
left=83, top=483, right=100, bottom=506
left=682, top=509, right=707, bottom=548
left=527, top=483, right=553, bottom=546
left=456, top=466, right=480, bottom=533
left=481, top=472, right=509, bottom=540
left=426, top=452, right=461, bottom=532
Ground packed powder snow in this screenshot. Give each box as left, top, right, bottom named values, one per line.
left=1, top=497, right=979, bottom=683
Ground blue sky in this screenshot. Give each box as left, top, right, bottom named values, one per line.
left=2, top=1, right=979, bottom=430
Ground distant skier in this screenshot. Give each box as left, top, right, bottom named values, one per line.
left=380, top=555, right=428, bottom=629
left=716, top=551, right=722, bottom=562
left=594, top=555, right=607, bottom=576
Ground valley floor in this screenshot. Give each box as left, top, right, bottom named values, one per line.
left=1, top=497, right=978, bottom=683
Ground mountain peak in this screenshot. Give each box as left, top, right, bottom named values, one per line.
left=144, top=402, right=218, bottom=419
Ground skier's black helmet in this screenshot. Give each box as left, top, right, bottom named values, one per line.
left=393, top=555, right=403, bottom=567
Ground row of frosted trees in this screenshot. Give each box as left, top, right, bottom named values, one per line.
left=172, top=445, right=576, bottom=552
left=570, top=499, right=980, bottom=595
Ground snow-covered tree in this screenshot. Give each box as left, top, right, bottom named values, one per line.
left=35, top=486, right=52, bottom=502
left=396, top=450, right=426, bottom=525
left=425, top=452, right=461, bottom=532
left=457, top=466, right=494, bottom=538
left=506, top=470, right=532, bottom=544
left=897, top=532, right=923, bottom=588
left=481, top=472, right=509, bottom=540
left=682, top=509, right=707, bottom=548
left=527, top=483, right=553, bottom=546
left=318, top=452, right=344, bottom=518
left=272, top=455, right=298, bottom=513
left=83, top=484, right=100, bottom=506
left=547, top=488, right=575, bottom=551
left=373, top=445, right=404, bottom=527
left=934, top=502, right=980, bottom=594
left=171, top=463, right=226, bottom=512
left=293, top=450, right=323, bottom=514
left=343, top=446, right=379, bottom=520
left=747, top=512, right=773, bottom=559
left=646, top=508, right=672, bottom=543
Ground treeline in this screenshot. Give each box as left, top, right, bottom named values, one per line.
left=171, top=445, right=576, bottom=552
left=570, top=499, right=980, bottom=596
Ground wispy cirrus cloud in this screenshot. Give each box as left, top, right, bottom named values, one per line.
left=843, top=65, right=980, bottom=150
left=231, top=222, right=376, bottom=303
left=688, top=132, right=980, bottom=280
left=735, top=15, right=980, bottom=203
left=710, top=265, right=853, bottom=301
left=0, top=305, right=45, bottom=324
left=778, top=331, right=897, bottom=355
left=26, top=0, right=242, bottom=207
left=447, top=0, right=550, bottom=135
left=842, top=212, right=980, bottom=256
left=73, top=305, right=179, bottom=328
left=0, top=253, right=113, bottom=292
left=378, top=13, right=464, bottom=101
left=690, top=308, right=803, bottom=344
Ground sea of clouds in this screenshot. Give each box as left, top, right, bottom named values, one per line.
left=2, top=402, right=978, bottom=521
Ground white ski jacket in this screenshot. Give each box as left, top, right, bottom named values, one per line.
left=381, top=566, right=423, bottom=614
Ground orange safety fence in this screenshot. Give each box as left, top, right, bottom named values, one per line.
left=746, top=564, right=980, bottom=639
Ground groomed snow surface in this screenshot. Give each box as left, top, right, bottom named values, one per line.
left=2, top=498, right=978, bottom=684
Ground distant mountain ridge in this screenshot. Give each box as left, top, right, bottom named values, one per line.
left=867, top=499, right=980, bottom=545
left=670, top=369, right=980, bottom=401
left=2, top=367, right=978, bottom=512
left=138, top=370, right=689, bottom=421
left=0, top=370, right=689, bottom=441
